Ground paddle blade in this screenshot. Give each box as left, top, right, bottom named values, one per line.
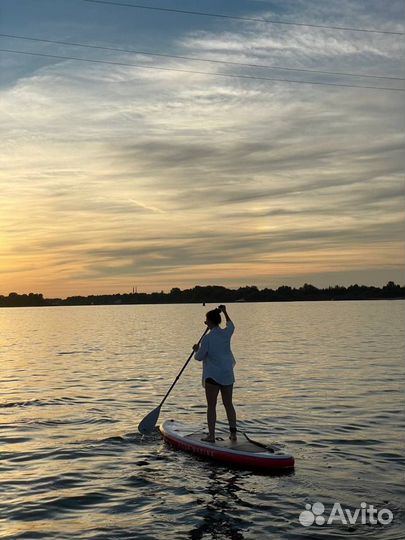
left=138, top=406, right=161, bottom=434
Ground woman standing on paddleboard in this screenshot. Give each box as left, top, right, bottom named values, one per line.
left=193, top=305, right=237, bottom=443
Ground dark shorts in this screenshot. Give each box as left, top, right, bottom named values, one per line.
left=205, top=377, right=233, bottom=388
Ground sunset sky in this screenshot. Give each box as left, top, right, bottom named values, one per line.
left=1, top=0, right=404, bottom=297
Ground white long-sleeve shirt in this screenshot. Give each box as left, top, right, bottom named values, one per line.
left=194, top=321, right=236, bottom=386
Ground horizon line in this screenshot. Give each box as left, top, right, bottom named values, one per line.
left=1, top=280, right=404, bottom=301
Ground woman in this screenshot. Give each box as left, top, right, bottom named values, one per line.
left=193, top=305, right=237, bottom=443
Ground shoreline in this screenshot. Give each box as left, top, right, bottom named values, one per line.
left=1, top=282, right=404, bottom=308
left=1, top=297, right=404, bottom=309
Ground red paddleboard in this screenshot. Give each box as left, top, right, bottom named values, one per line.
left=159, top=419, right=294, bottom=471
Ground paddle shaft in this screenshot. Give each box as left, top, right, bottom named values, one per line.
left=158, top=327, right=209, bottom=408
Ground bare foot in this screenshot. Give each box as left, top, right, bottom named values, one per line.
left=201, top=435, right=215, bottom=443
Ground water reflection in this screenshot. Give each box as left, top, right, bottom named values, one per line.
left=189, top=468, right=246, bottom=540
left=189, top=465, right=294, bottom=540
left=1, top=302, right=403, bottom=540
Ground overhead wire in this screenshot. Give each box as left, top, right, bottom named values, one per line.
left=1, top=32, right=403, bottom=82
left=82, top=0, right=404, bottom=36
left=0, top=47, right=403, bottom=92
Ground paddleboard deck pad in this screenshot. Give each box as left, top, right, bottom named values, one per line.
left=159, top=419, right=294, bottom=470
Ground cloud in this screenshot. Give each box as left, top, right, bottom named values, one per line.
left=0, top=0, right=403, bottom=294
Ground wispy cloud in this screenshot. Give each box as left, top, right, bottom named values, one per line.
left=0, top=0, right=403, bottom=295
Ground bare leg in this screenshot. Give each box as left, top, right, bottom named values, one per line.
left=220, top=385, right=237, bottom=440
left=203, top=382, right=220, bottom=442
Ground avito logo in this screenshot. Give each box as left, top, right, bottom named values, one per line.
left=299, top=501, right=393, bottom=527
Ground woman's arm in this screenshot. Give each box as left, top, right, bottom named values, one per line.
left=193, top=335, right=209, bottom=361
left=218, top=305, right=232, bottom=324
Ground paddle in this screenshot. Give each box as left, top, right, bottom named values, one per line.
left=138, top=327, right=209, bottom=434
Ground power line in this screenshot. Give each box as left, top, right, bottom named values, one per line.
left=1, top=32, right=403, bottom=82
left=1, top=48, right=403, bottom=92
left=83, top=0, right=404, bottom=36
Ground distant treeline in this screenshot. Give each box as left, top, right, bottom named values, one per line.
left=1, top=282, right=404, bottom=307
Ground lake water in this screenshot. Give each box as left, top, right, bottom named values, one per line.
left=0, top=301, right=404, bottom=539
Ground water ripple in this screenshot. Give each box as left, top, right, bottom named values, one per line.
left=0, top=302, right=403, bottom=540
